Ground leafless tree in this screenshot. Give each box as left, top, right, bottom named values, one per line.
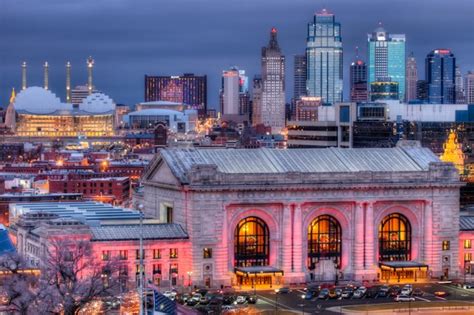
left=0, top=253, right=39, bottom=315
left=37, top=238, right=121, bottom=315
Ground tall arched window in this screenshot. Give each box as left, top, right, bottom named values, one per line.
left=308, top=215, right=342, bottom=269
left=234, top=217, right=269, bottom=267
left=379, top=213, right=411, bottom=261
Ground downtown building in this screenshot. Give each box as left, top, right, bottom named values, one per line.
left=426, top=49, right=456, bottom=104
left=350, top=60, right=368, bottom=102
left=466, top=71, right=474, bottom=104
left=219, top=67, right=251, bottom=122
left=144, top=74, right=207, bottom=118
left=368, top=26, right=406, bottom=101
left=406, top=53, right=418, bottom=102
left=306, top=9, right=343, bottom=105
left=252, top=28, right=286, bottom=133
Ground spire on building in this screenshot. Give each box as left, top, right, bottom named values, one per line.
left=87, top=56, right=94, bottom=95
left=268, top=27, right=280, bottom=50
left=21, top=62, right=27, bottom=90
left=66, top=61, right=72, bottom=103
left=43, top=61, right=49, bottom=90
left=9, top=88, right=16, bottom=104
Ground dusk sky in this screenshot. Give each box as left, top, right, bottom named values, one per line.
left=1, top=0, right=473, bottom=108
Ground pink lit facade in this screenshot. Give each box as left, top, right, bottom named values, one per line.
left=142, top=145, right=464, bottom=288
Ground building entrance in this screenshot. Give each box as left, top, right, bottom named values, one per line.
left=379, top=261, right=429, bottom=283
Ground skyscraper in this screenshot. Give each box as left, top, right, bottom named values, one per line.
left=425, top=49, right=456, bottom=104
left=145, top=73, right=207, bottom=117
left=465, top=71, right=474, bottom=104
left=255, top=27, right=285, bottom=133
left=293, top=54, right=307, bottom=100
left=367, top=26, right=406, bottom=101
left=455, top=66, right=466, bottom=104
left=220, top=68, right=240, bottom=115
left=350, top=59, right=368, bottom=102
left=306, top=9, right=343, bottom=105
left=405, top=52, right=418, bottom=102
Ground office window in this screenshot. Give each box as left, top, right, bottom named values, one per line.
left=170, top=248, right=178, bottom=259
left=153, top=249, right=161, bottom=259
left=203, top=248, right=212, bottom=259
left=442, top=240, right=450, bottom=251
left=465, top=240, right=472, bottom=249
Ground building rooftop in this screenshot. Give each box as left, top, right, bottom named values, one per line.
left=460, top=216, right=474, bottom=231
left=9, top=201, right=140, bottom=224
left=90, top=223, right=188, bottom=241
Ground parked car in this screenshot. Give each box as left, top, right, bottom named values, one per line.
left=235, top=295, right=247, bottom=304
left=222, top=294, right=235, bottom=305
left=341, top=288, right=353, bottom=299
left=401, top=284, right=413, bottom=296
left=247, top=295, right=258, bottom=304
left=378, top=285, right=390, bottom=297
left=353, top=286, right=367, bottom=299
left=318, top=288, right=330, bottom=299
left=303, top=291, right=314, bottom=300
left=389, top=286, right=401, bottom=297
left=395, top=294, right=415, bottom=302
left=366, top=287, right=378, bottom=298
left=463, top=283, right=474, bottom=289
left=413, top=288, right=424, bottom=296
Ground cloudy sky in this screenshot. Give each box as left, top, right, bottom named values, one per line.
left=1, top=0, right=473, bottom=108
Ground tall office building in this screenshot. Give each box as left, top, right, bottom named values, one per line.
left=220, top=68, right=240, bottom=115
left=255, top=27, right=285, bottom=133
left=252, top=76, right=263, bottom=126
left=455, top=66, right=466, bottom=104
left=145, top=74, right=207, bottom=117
left=425, top=49, right=456, bottom=104
left=294, top=54, right=307, bottom=100
left=367, top=26, right=406, bottom=101
left=416, top=80, right=428, bottom=102
left=405, top=52, right=418, bottom=102
left=350, top=60, right=368, bottom=102
left=306, top=9, right=343, bottom=105
left=466, top=71, right=474, bottom=104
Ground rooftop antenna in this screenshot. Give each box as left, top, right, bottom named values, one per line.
left=87, top=56, right=94, bottom=95
left=21, top=62, right=27, bottom=90
left=43, top=61, right=49, bottom=90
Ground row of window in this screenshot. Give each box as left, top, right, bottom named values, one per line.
left=101, top=247, right=213, bottom=261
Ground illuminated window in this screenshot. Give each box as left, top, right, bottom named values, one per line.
left=308, top=215, right=342, bottom=269
left=153, top=249, right=161, bottom=259
left=203, top=248, right=212, bottom=259
left=234, top=216, right=269, bottom=267
left=464, top=253, right=472, bottom=262
left=465, top=240, right=472, bottom=249
left=102, top=250, right=111, bottom=261
left=442, top=241, right=450, bottom=251
left=379, top=213, right=411, bottom=261
left=170, top=248, right=178, bottom=259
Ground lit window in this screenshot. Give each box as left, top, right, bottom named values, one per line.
left=465, top=253, right=472, bottom=262
left=464, top=240, right=472, bottom=249
left=203, top=248, right=212, bottom=259
left=442, top=241, right=450, bottom=251
left=170, top=248, right=178, bottom=259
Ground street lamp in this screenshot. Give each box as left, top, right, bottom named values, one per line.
left=187, top=271, right=192, bottom=292
left=300, top=294, right=306, bottom=314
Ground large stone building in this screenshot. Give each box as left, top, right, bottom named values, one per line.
left=142, top=142, right=462, bottom=288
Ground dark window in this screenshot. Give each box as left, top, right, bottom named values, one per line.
left=102, top=250, right=111, bottom=261
left=234, top=216, right=269, bottom=267
left=119, top=250, right=128, bottom=260
left=379, top=213, right=411, bottom=261
left=136, top=249, right=145, bottom=260
left=307, top=215, right=342, bottom=269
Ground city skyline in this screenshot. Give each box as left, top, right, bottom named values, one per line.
left=1, top=0, right=474, bottom=108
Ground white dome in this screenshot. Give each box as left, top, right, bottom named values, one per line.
left=14, top=87, right=72, bottom=114
left=79, top=93, right=115, bottom=113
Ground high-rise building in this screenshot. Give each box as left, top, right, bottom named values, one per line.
left=416, top=80, right=429, bottom=102
left=220, top=68, right=240, bottom=115
left=368, top=26, right=406, bottom=101
left=252, top=76, right=263, bottom=126
left=350, top=60, right=368, bottom=102
left=405, top=52, right=418, bottom=102
left=144, top=74, right=207, bottom=117
left=255, top=27, right=286, bottom=133
left=293, top=54, right=307, bottom=100
left=71, top=85, right=98, bottom=106
left=466, top=71, right=474, bottom=104
left=370, top=81, right=399, bottom=101
left=425, top=49, right=456, bottom=104
left=455, top=66, right=466, bottom=104
left=306, top=9, right=343, bottom=105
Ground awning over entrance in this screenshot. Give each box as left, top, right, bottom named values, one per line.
left=379, top=261, right=429, bottom=271
left=234, top=266, right=284, bottom=277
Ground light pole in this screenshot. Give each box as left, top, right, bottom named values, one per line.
left=300, top=294, right=306, bottom=314
left=274, top=290, right=278, bottom=314
left=138, top=204, right=145, bottom=315
left=187, top=271, right=192, bottom=292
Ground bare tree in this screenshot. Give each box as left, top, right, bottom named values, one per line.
left=0, top=253, right=39, bottom=315
left=39, top=238, right=121, bottom=315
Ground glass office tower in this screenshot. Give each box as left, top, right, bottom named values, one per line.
left=306, top=9, right=343, bottom=105
left=368, top=26, right=406, bottom=101
left=425, top=49, right=456, bottom=104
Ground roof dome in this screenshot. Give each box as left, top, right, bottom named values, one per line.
left=79, top=92, right=115, bottom=113
left=14, top=87, right=72, bottom=114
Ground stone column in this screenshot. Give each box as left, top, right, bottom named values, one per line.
left=293, top=204, right=304, bottom=274
left=424, top=201, right=433, bottom=266
left=281, top=204, right=293, bottom=275
left=354, top=202, right=365, bottom=273
left=364, top=202, right=375, bottom=269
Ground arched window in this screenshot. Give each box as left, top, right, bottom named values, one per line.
left=308, top=215, right=342, bottom=269
left=234, top=216, right=269, bottom=267
left=379, top=213, right=411, bottom=261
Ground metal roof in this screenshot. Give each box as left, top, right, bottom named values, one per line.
left=160, top=146, right=440, bottom=184
left=460, top=216, right=474, bottom=231
left=90, top=224, right=188, bottom=241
